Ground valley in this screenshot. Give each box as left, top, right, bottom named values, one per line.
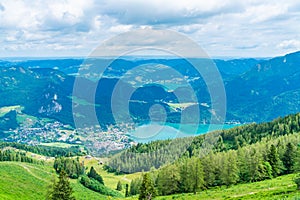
left=2, top=1, right=300, bottom=199
left=0, top=52, right=300, bottom=200
left=0, top=111, right=299, bottom=199
left=1, top=51, right=300, bottom=155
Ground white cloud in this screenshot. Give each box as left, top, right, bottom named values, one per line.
left=243, top=4, right=289, bottom=23
left=277, top=40, right=300, bottom=50
left=0, top=0, right=96, bottom=31
left=0, top=0, right=300, bottom=57
left=99, top=0, right=244, bottom=25
left=0, top=0, right=37, bottom=29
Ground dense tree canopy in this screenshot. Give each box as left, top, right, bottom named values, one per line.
left=0, top=149, right=43, bottom=164
left=0, top=142, right=85, bottom=157
left=53, top=157, right=84, bottom=179
left=106, top=113, right=300, bottom=173
left=128, top=133, right=300, bottom=197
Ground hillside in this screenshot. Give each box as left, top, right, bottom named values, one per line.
left=226, top=51, right=300, bottom=122
left=0, top=109, right=299, bottom=199
left=106, top=112, right=300, bottom=173
left=2, top=162, right=297, bottom=200
left=0, top=162, right=106, bottom=200
left=154, top=174, right=299, bottom=200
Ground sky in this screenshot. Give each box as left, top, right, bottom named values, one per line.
left=0, top=0, right=300, bottom=58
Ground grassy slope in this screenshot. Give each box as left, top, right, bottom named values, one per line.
left=121, top=175, right=299, bottom=200
left=0, top=159, right=299, bottom=200
left=0, top=162, right=106, bottom=200
left=82, top=158, right=300, bottom=199
left=153, top=174, right=299, bottom=200
left=82, top=157, right=143, bottom=196
left=40, top=142, right=81, bottom=148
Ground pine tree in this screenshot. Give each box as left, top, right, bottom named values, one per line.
left=49, top=170, right=75, bottom=200
left=130, top=178, right=141, bottom=196
left=129, top=180, right=136, bottom=196
left=258, top=161, right=273, bottom=180
left=139, top=173, right=157, bottom=200
left=294, top=174, right=300, bottom=190
left=157, top=164, right=180, bottom=195
left=125, top=183, right=129, bottom=197
left=179, top=158, right=190, bottom=192
left=87, top=166, right=97, bottom=178
left=295, top=148, right=300, bottom=172
left=268, top=144, right=281, bottom=177
left=87, top=166, right=104, bottom=185
left=186, top=157, right=204, bottom=194
left=116, top=180, right=122, bottom=191
left=202, top=153, right=216, bottom=188
left=215, top=136, right=225, bottom=152
left=282, top=142, right=296, bottom=174
left=237, top=148, right=251, bottom=182
left=220, top=151, right=239, bottom=187
left=250, top=148, right=269, bottom=182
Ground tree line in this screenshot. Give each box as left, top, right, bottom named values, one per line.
left=53, top=157, right=85, bottom=179
left=53, top=157, right=122, bottom=197
left=0, top=142, right=86, bottom=157
left=129, top=133, right=300, bottom=198
left=0, top=149, right=43, bottom=164
left=106, top=112, right=300, bottom=173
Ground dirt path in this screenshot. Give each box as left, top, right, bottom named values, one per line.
left=13, top=163, right=50, bottom=182
left=121, top=176, right=131, bottom=182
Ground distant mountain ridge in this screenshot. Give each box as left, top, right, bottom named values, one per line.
left=226, top=51, right=300, bottom=122
left=0, top=51, right=299, bottom=132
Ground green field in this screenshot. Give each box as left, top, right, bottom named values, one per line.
left=40, top=142, right=81, bottom=148
left=154, top=174, right=299, bottom=200
left=81, top=157, right=143, bottom=195
left=0, top=105, right=22, bottom=117
left=0, top=162, right=106, bottom=200
left=0, top=160, right=299, bottom=200
left=119, top=174, right=299, bottom=200
left=167, top=102, right=197, bottom=110
left=0, top=158, right=143, bottom=200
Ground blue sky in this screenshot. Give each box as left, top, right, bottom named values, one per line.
left=0, top=0, right=300, bottom=58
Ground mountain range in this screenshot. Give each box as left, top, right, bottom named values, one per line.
left=0, top=51, right=299, bottom=135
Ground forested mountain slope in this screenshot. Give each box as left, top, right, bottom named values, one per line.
left=106, top=112, right=300, bottom=173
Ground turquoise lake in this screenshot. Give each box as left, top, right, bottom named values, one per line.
left=128, top=123, right=240, bottom=143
